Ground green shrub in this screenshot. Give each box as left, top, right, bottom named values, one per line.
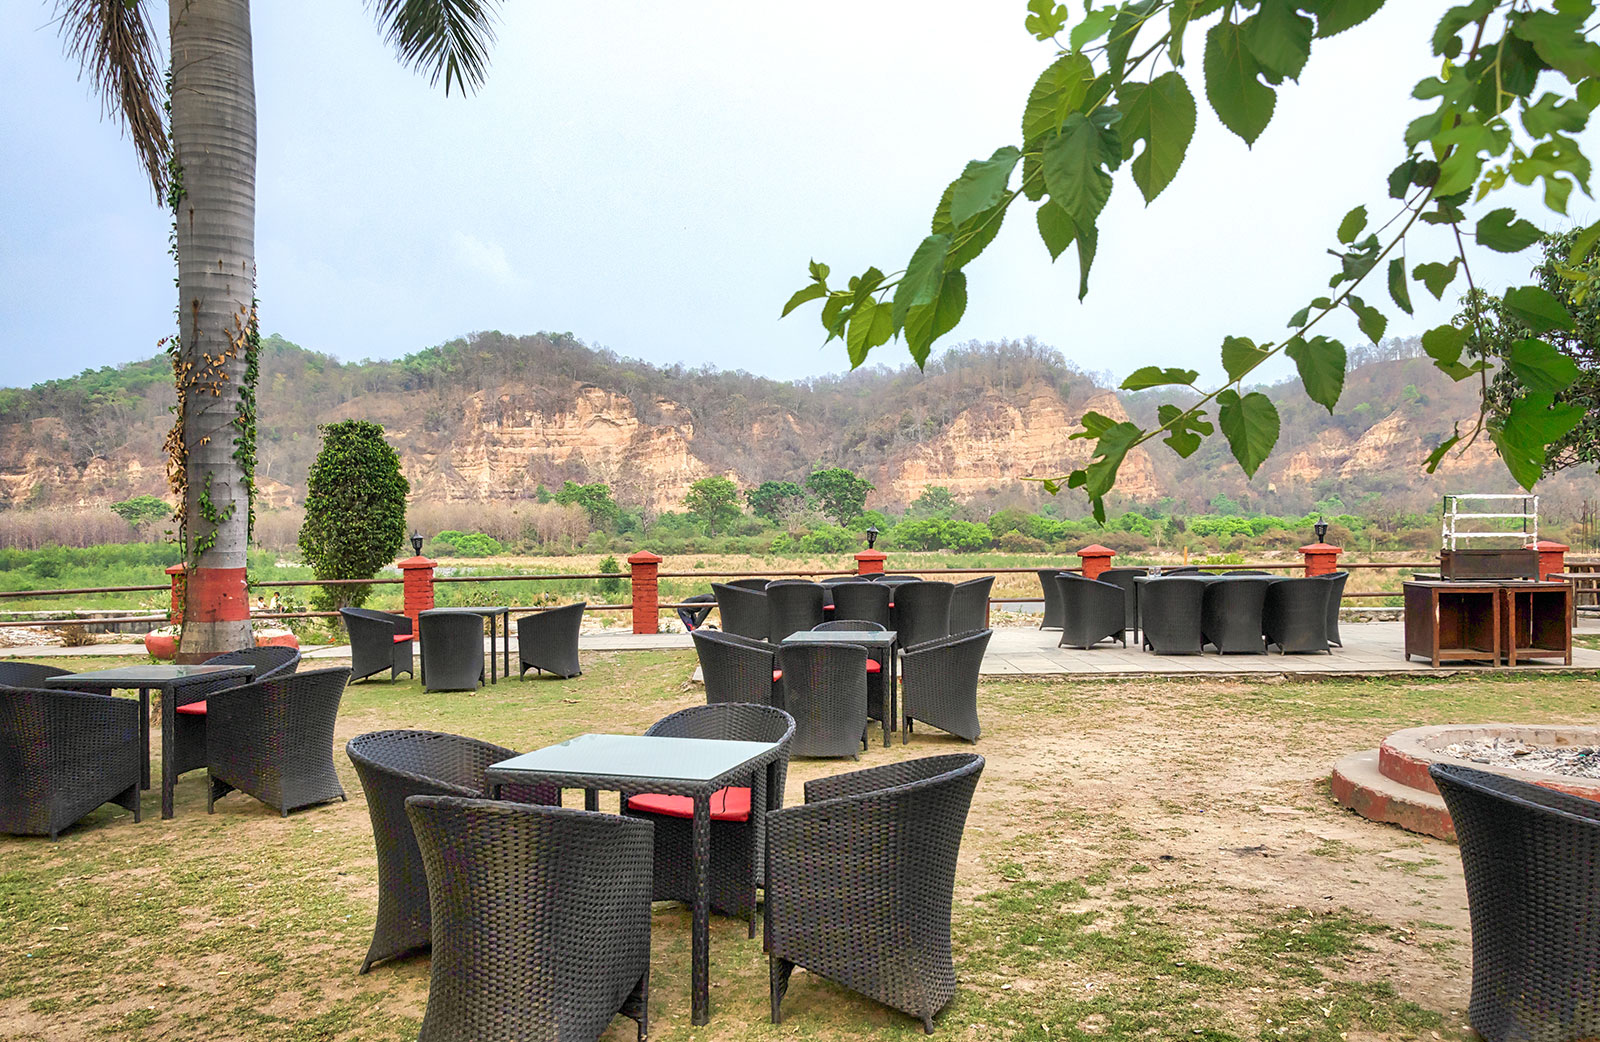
left=433, top=530, right=504, bottom=557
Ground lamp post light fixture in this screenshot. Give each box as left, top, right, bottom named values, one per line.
left=411, top=530, right=424, bottom=556
left=1314, top=516, right=1329, bottom=544
left=865, top=525, right=880, bottom=549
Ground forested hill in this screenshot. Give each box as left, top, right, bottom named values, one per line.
left=0, top=331, right=1569, bottom=516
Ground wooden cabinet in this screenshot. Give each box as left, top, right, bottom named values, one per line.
left=1502, top=582, right=1573, bottom=665
left=1404, top=582, right=1501, bottom=667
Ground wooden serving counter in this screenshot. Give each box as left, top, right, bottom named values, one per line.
left=1403, top=580, right=1572, bottom=667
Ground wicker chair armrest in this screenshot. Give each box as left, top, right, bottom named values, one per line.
left=803, top=754, right=977, bottom=805
left=903, top=629, right=991, bottom=656
left=43, top=689, right=141, bottom=767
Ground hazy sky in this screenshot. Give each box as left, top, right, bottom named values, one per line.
left=0, top=2, right=1577, bottom=391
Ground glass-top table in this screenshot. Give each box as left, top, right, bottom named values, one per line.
left=779, top=629, right=900, bottom=745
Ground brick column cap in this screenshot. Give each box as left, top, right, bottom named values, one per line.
left=1077, top=544, right=1116, bottom=558
left=855, top=549, right=888, bottom=562
left=166, top=563, right=186, bottom=576
left=1531, top=539, right=1570, bottom=551
left=1299, top=542, right=1342, bottom=554
left=398, top=555, right=436, bottom=570
left=627, top=550, right=663, bottom=565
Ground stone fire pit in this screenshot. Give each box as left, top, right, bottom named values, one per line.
left=1331, top=724, right=1600, bottom=840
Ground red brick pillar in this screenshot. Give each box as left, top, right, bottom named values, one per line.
left=1300, top=542, right=1342, bottom=576
left=1532, top=539, right=1569, bottom=580
left=855, top=549, right=887, bottom=575
left=166, top=563, right=185, bottom=625
left=1077, top=544, right=1115, bottom=581
left=398, top=555, right=437, bottom=633
left=628, top=551, right=663, bottom=634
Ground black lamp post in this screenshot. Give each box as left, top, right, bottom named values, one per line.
left=865, top=525, right=880, bottom=549
left=411, top=530, right=424, bottom=556
left=1314, top=516, right=1329, bottom=543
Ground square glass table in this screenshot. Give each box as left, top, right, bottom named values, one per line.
left=486, top=733, right=787, bottom=1025
left=419, top=606, right=511, bottom=683
left=780, top=629, right=899, bottom=745
left=44, top=664, right=255, bottom=819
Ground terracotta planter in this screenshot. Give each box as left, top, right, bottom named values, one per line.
left=144, top=632, right=178, bottom=660
left=254, top=629, right=300, bottom=650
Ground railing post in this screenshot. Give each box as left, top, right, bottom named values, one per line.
left=628, top=551, right=663, bottom=634
left=855, top=549, right=887, bottom=575
left=1532, top=539, right=1569, bottom=580
left=398, top=554, right=437, bottom=634
left=1300, top=542, right=1342, bottom=576
left=166, top=563, right=185, bottom=625
left=1077, top=544, right=1115, bottom=581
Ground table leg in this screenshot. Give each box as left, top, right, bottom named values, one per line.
left=692, top=793, right=712, bottom=1025
left=138, top=688, right=151, bottom=789
left=160, top=684, right=176, bottom=820
left=889, top=646, right=899, bottom=747
left=503, top=613, right=511, bottom=681
left=584, top=788, right=598, bottom=811
left=488, top=615, right=498, bottom=684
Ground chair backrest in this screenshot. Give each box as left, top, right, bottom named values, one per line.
left=1035, top=567, right=1069, bottom=627
left=766, top=581, right=826, bottom=641
left=205, top=645, right=301, bottom=681
left=341, top=607, right=411, bottom=633
left=878, top=575, right=921, bottom=582
left=691, top=629, right=779, bottom=705
left=832, top=581, right=892, bottom=629
left=1096, top=568, right=1145, bottom=632
left=814, top=620, right=886, bottom=631
left=727, top=578, right=771, bottom=591
left=774, top=643, right=868, bottom=758
left=894, top=581, right=955, bottom=647
left=419, top=612, right=485, bottom=692
left=712, top=582, right=770, bottom=640
left=949, top=576, right=994, bottom=634
left=0, top=661, right=72, bottom=688
left=1263, top=577, right=1332, bottom=651
left=645, top=702, right=796, bottom=747
left=1318, top=570, right=1349, bottom=643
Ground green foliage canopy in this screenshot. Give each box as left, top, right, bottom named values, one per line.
left=787, top=0, right=1599, bottom=518
left=109, top=495, right=170, bottom=531
left=746, top=480, right=806, bottom=521
left=298, top=420, right=410, bottom=610
left=806, top=467, right=875, bottom=526
left=683, top=475, right=742, bottom=536
left=553, top=480, right=619, bottom=531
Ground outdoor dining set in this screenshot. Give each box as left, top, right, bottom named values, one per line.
left=340, top=601, right=587, bottom=690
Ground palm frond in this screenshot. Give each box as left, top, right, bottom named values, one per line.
left=369, top=0, right=503, bottom=96
left=54, top=0, right=169, bottom=195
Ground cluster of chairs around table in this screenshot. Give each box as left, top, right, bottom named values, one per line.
left=339, top=602, right=586, bottom=691
left=1037, top=566, right=1350, bottom=655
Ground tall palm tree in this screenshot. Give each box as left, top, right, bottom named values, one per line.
left=54, top=0, right=502, bottom=659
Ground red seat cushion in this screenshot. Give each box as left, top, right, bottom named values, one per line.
left=174, top=700, right=207, bottom=716
left=865, top=659, right=881, bottom=674
left=773, top=669, right=783, bottom=682
left=393, top=634, right=413, bottom=643
left=627, top=786, right=751, bottom=822
left=823, top=604, right=834, bottom=611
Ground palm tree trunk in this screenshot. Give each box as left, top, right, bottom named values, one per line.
left=170, top=0, right=256, bottom=660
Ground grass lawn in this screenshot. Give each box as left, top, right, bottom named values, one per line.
left=4, top=650, right=1599, bottom=1041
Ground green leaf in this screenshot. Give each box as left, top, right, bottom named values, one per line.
left=1336, top=205, right=1367, bottom=244
left=950, top=147, right=1022, bottom=228
left=1072, top=410, right=1119, bottom=440
left=1413, top=258, right=1460, bottom=299
left=1221, top=336, right=1271, bottom=382
left=1106, top=0, right=1160, bottom=82
left=1521, top=92, right=1590, bottom=138
left=1216, top=389, right=1280, bottom=478
left=903, top=271, right=967, bottom=368
left=1122, top=366, right=1201, bottom=390
left=1036, top=202, right=1077, bottom=261
left=1421, top=322, right=1475, bottom=380
left=1507, top=337, right=1581, bottom=394
left=1568, top=218, right=1600, bottom=265
left=1241, top=0, right=1313, bottom=80
left=819, top=293, right=850, bottom=341
left=781, top=282, right=827, bottom=318
left=1073, top=216, right=1099, bottom=300
left=1347, top=295, right=1387, bottom=343
left=1424, top=430, right=1462, bottom=473
left=845, top=298, right=893, bottom=368
left=1042, top=113, right=1117, bottom=225
left=1475, top=208, right=1543, bottom=252
left=1022, top=53, right=1095, bottom=145
left=1204, top=19, right=1277, bottom=145
left=1288, top=304, right=1312, bottom=328
left=1301, top=0, right=1386, bottom=38
left=1157, top=403, right=1215, bottom=458
left=1025, top=0, right=1070, bottom=40
left=1117, top=72, right=1198, bottom=204
left=1283, top=335, right=1346, bottom=412
left=891, top=234, right=951, bottom=329
left=1386, top=257, right=1413, bottom=315
left=1492, top=393, right=1585, bottom=489
left=1432, top=0, right=1497, bottom=58
left=932, top=182, right=1011, bottom=270
left=1069, top=7, right=1116, bottom=51
left=1080, top=420, right=1145, bottom=499
left=1503, top=284, right=1578, bottom=333
left=808, top=260, right=830, bottom=282
left=1169, top=0, right=1192, bottom=65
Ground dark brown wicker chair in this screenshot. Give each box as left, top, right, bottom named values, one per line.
left=1431, top=763, right=1600, bottom=1042
left=713, top=582, right=770, bottom=640
left=340, top=607, right=414, bottom=682
left=406, top=795, right=652, bottom=1042
left=1263, top=577, right=1332, bottom=654
left=1138, top=577, right=1207, bottom=654
left=1318, top=570, right=1349, bottom=647
left=692, top=629, right=779, bottom=705
left=0, top=661, right=72, bottom=688
left=1200, top=577, right=1272, bottom=654
left=903, top=629, right=991, bottom=742
left=516, top=601, right=585, bottom=679
left=831, top=580, right=893, bottom=629
left=893, top=580, right=954, bottom=648
left=1098, top=567, right=1147, bottom=638
left=949, top=576, right=994, bottom=634
left=813, top=620, right=892, bottom=734
left=171, top=645, right=302, bottom=780
left=766, top=753, right=985, bottom=1033
left=420, top=611, right=485, bottom=692
left=346, top=729, right=558, bottom=973
left=1056, top=573, right=1127, bottom=649
left=774, top=642, right=868, bottom=758
left=727, top=578, right=771, bottom=591
left=623, top=703, right=795, bottom=931
left=206, top=667, right=349, bottom=816
left=0, top=685, right=141, bottom=839
left=766, top=580, right=826, bottom=641
left=1035, top=567, right=1070, bottom=629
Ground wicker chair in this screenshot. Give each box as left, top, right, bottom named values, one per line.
left=346, top=729, right=557, bottom=973
left=903, top=629, right=991, bottom=742
left=1056, top=573, right=1126, bottom=649
left=171, top=645, right=303, bottom=781
left=1318, top=571, right=1349, bottom=647
left=515, top=601, right=585, bottom=679
left=1035, top=567, right=1070, bottom=629
left=1138, top=577, right=1207, bottom=654
left=623, top=703, right=795, bottom=929
left=676, top=592, right=716, bottom=632
left=406, top=795, right=652, bottom=1042
left=1200, top=577, right=1272, bottom=654
left=774, top=643, right=868, bottom=758
left=0, top=686, right=141, bottom=839
left=692, top=629, right=779, bottom=705
left=727, top=578, right=771, bottom=591
left=1098, top=567, right=1147, bottom=638
left=813, top=620, right=891, bottom=733
left=766, top=753, right=985, bottom=1033
left=767, top=580, right=826, bottom=641
left=713, top=582, right=770, bottom=640
left=949, top=576, right=994, bottom=634
left=206, top=667, right=349, bottom=816
left=1263, top=578, right=1332, bottom=654
left=894, top=581, right=954, bottom=648
left=1431, top=763, right=1600, bottom=1042
left=340, top=608, right=415, bottom=683
left=419, top=611, right=484, bottom=692
left=832, top=580, right=893, bottom=629
left=0, top=661, right=72, bottom=687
